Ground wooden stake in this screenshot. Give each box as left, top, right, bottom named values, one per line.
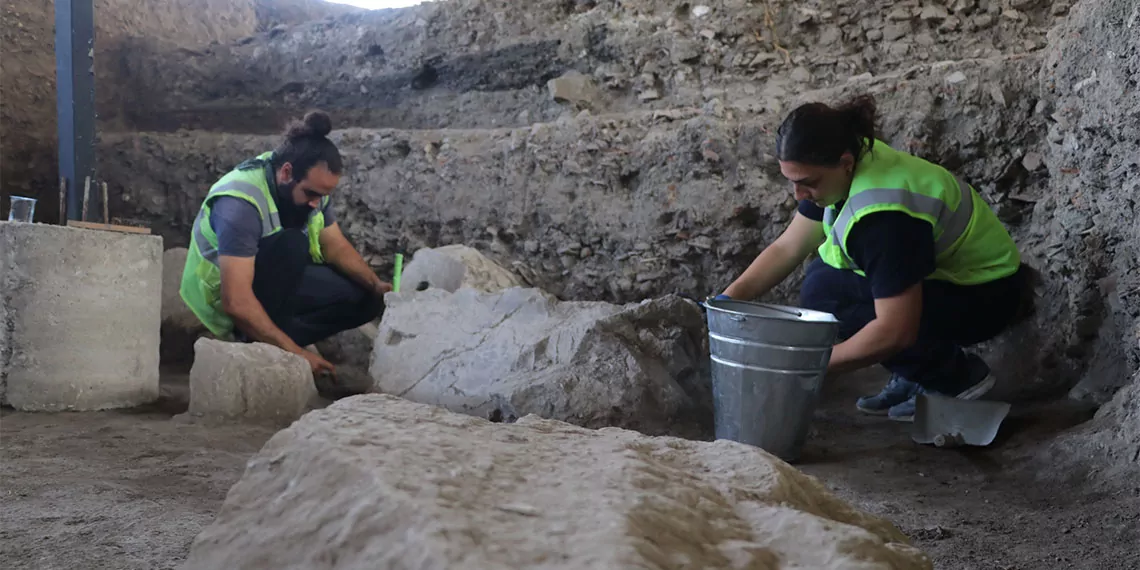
left=82, top=176, right=91, bottom=222
left=102, top=181, right=109, bottom=224
left=59, top=177, right=67, bottom=225
left=67, top=220, right=152, bottom=235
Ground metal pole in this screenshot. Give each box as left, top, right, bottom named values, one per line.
left=55, top=0, right=97, bottom=222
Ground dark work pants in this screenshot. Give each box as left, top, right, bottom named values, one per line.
left=245, top=229, right=384, bottom=347
left=799, top=258, right=1025, bottom=393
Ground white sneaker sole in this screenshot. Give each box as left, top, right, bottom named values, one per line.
left=855, top=404, right=892, bottom=416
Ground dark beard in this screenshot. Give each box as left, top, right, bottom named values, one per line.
left=275, top=180, right=314, bottom=228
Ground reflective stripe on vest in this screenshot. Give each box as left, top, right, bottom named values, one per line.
left=826, top=176, right=975, bottom=266
left=192, top=180, right=284, bottom=266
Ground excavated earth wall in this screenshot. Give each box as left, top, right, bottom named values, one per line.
left=0, top=0, right=358, bottom=221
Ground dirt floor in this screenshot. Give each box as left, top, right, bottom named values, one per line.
left=2, top=370, right=1138, bottom=570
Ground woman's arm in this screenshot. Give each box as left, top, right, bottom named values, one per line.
left=722, top=212, right=825, bottom=300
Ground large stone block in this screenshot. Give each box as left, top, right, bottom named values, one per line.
left=370, top=287, right=711, bottom=437
left=186, top=338, right=317, bottom=423
left=181, top=394, right=932, bottom=570
left=0, top=222, right=161, bottom=411
left=399, top=244, right=525, bottom=294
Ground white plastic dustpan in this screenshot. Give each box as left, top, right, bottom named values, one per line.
left=912, top=392, right=1011, bottom=448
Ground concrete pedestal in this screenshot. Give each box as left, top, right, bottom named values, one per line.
left=0, top=222, right=162, bottom=410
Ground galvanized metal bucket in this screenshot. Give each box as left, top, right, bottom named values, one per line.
left=703, top=298, right=840, bottom=462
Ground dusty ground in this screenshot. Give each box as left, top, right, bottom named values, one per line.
left=1, top=370, right=1137, bottom=570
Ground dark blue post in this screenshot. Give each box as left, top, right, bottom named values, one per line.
left=55, top=0, right=97, bottom=221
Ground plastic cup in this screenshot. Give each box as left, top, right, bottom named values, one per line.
left=8, top=196, right=36, bottom=223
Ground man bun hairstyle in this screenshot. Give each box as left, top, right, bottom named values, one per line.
left=775, top=94, right=878, bottom=166
left=272, top=110, right=343, bottom=180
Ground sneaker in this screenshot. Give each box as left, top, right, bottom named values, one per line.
left=887, top=393, right=921, bottom=422
left=856, top=374, right=922, bottom=415
left=887, top=353, right=996, bottom=423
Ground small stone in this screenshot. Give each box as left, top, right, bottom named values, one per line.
left=939, top=16, right=962, bottom=31
left=915, top=32, right=935, bottom=46
left=818, top=26, right=842, bottom=45
left=988, top=84, right=1008, bottom=106
left=1022, top=152, right=1044, bottom=172
left=882, top=24, right=909, bottom=41
left=951, top=0, right=977, bottom=12
left=750, top=52, right=780, bottom=66
left=548, top=72, right=597, bottom=106
left=638, top=89, right=661, bottom=101
left=974, top=14, right=994, bottom=28
left=671, top=39, right=702, bottom=64
left=888, top=42, right=910, bottom=57
left=888, top=8, right=912, bottom=20
left=945, top=71, right=968, bottom=84
left=1009, top=0, right=1034, bottom=9
left=692, top=5, right=710, bottom=17
left=524, top=240, right=540, bottom=254
left=866, top=29, right=884, bottom=41
left=790, top=66, right=813, bottom=82
left=689, top=236, right=714, bottom=250
left=698, top=29, right=716, bottom=39
left=920, top=4, right=950, bottom=20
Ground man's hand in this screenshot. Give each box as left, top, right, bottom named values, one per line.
left=299, top=350, right=337, bottom=377
left=320, top=223, right=390, bottom=295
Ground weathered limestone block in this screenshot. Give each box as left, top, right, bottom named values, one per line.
left=370, top=287, right=711, bottom=437
left=399, top=244, right=525, bottom=293
left=187, top=338, right=316, bottom=422
left=0, top=222, right=161, bottom=411
left=160, top=247, right=207, bottom=364
left=181, top=394, right=932, bottom=570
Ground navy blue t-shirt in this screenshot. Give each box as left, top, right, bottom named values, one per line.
left=797, top=199, right=935, bottom=299
left=209, top=196, right=337, bottom=258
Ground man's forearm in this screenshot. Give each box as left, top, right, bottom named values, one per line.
left=226, top=297, right=304, bottom=355
left=325, top=242, right=384, bottom=294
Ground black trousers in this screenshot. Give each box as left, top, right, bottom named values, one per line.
left=244, top=229, right=384, bottom=347
left=799, top=258, right=1026, bottom=393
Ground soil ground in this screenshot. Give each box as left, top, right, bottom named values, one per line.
left=2, top=370, right=1137, bottom=570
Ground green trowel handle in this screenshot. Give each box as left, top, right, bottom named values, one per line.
left=392, top=253, right=404, bottom=293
